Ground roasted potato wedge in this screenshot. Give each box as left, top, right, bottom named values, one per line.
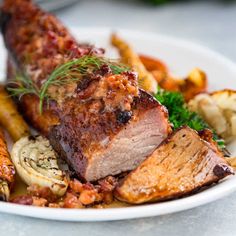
left=179, top=68, right=208, bottom=101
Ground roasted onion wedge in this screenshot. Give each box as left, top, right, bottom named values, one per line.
left=11, top=136, right=68, bottom=196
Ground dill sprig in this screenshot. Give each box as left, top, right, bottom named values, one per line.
left=154, top=88, right=226, bottom=149
left=8, top=55, right=130, bottom=113
left=7, top=75, right=40, bottom=99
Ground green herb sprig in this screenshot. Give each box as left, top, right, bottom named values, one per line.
left=8, top=55, right=130, bottom=113
left=7, top=74, right=40, bottom=99
left=154, top=88, right=226, bottom=149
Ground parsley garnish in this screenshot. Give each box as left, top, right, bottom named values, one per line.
left=154, top=88, right=225, bottom=149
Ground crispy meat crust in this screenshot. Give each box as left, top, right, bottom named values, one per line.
left=49, top=90, right=170, bottom=181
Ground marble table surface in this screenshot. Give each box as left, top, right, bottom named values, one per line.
left=0, top=0, right=236, bottom=235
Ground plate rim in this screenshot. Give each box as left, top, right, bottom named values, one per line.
left=0, top=27, right=236, bottom=222
left=71, top=27, right=236, bottom=75
left=0, top=177, right=235, bottom=222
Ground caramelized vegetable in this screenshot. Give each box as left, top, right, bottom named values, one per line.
left=0, top=85, right=29, bottom=141
left=139, top=54, right=168, bottom=73
left=179, top=68, right=207, bottom=101
left=0, top=129, right=15, bottom=201
left=111, top=34, right=157, bottom=93
left=140, top=54, right=207, bottom=100
left=140, top=54, right=180, bottom=91
left=0, top=180, right=10, bottom=201
left=11, top=136, right=68, bottom=196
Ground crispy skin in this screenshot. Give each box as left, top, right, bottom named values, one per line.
left=0, top=129, right=15, bottom=184
left=115, top=127, right=233, bottom=204
left=1, top=0, right=171, bottom=181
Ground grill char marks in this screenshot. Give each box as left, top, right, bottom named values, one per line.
left=115, top=127, right=233, bottom=204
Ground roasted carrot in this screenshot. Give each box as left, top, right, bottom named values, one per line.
left=140, top=54, right=207, bottom=100
left=0, top=128, right=15, bottom=201
left=139, top=54, right=180, bottom=91
left=139, top=54, right=168, bottom=74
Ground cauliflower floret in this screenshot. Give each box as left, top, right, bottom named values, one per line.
left=188, top=90, right=236, bottom=143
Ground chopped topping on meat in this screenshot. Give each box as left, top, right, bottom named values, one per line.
left=93, top=72, right=138, bottom=112
left=11, top=195, right=33, bottom=205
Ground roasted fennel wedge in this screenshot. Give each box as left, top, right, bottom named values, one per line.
left=0, top=180, right=10, bottom=201
left=11, top=136, right=68, bottom=196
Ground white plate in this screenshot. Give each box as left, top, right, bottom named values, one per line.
left=0, top=0, right=80, bottom=11
left=0, top=27, right=236, bottom=222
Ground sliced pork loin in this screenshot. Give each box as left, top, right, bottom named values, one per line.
left=1, top=0, right=171, bottom=182
left=115, top=127, right=234, bottom=204
left=49, top=90, right=171, bottom=182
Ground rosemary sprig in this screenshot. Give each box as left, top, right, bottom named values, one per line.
left=8, top=55, right=130, bottom=113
